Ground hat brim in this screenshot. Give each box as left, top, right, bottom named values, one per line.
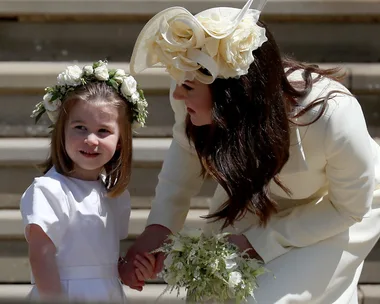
left=130, top=3, right=259, bottom=75
left=130, top=7, right=191, bottom=75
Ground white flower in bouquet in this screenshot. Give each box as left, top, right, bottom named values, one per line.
left=152, top=228, right=268, bottom=303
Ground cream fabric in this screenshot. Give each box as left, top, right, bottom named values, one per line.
left=147, top=71, right=380, bottom=303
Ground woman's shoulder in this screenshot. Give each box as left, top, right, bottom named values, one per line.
left=291, top=72, right=359, bottom=125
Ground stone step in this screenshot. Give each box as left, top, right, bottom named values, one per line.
left=0, top=62, right=380, bottom=138
left=0, top=209, right=208, bottom=239
left=0, top=284, right=186, bottom=303
left=2, top=62, right=380, bottom=94
left=0, top=165, right=216, bottom=198
left=0, top=93, right=174, bottom=138
left=0, top=138, right=217, bottom=197
left=1, top=284, right=380, bottom=304
left=0, top=193, right=211, bottom=210
left=1, top=22, right=380, bottom=62
left=2, top=0, right=380, bottom=19
left=0, top=236, right=380, bottom=285
left=1, top=94, right=380, bottom=138
left=1, top=284, right=380, bottom=303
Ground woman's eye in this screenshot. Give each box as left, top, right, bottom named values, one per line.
left=182, top=84, right=193, bottom=91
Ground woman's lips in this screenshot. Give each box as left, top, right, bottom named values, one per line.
left=186, top=107, right=195, bottom=114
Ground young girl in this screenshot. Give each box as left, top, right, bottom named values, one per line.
left=20, top=60, right=153, bottom=303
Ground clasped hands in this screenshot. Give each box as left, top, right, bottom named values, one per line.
left=118, top=225, right=261, bottom=291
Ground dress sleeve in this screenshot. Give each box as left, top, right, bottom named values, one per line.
left=243, top=93, right=375, bottom=263
left=20, top=178, right=70, bottom=248
left=116, top=190, right=131, bottom=240
left=146, top=80, right=205, bottom=233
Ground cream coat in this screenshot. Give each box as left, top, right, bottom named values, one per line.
left=147, top=71, right=380, bottom=303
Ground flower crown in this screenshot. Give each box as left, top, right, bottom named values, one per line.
left=130, top=0, right=268, bottom=84
left=31, top=60, right=148, bottom=129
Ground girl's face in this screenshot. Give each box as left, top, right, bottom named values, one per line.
left=64, top=101, right=120, bottom=180
left=172, top=79, right=213, bottom=126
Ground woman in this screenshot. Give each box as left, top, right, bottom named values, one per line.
left=119, top=0, right=380, bottom=302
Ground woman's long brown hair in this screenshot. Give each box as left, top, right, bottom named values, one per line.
left=186, top=22, right=345, bottom=229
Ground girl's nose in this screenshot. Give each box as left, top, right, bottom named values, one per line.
left=172, top=84, right=188, bottom=100
left=84, top=133, right=99, bottom=146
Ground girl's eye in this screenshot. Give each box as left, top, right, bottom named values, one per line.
left=99, top=129, right=110, bottom=133
left=75, top=125, right=86, bottom=131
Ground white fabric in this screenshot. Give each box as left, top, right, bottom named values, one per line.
left=147, top=71, right=380, bottom=303
left=20, top=167, right=131, bottom=303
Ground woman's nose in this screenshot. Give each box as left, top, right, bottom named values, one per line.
left=84, top=133, right=99, bottom=146
left=172, top=84, right=187, bottom=100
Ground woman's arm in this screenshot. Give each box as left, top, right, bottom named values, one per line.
left=119, top=81, right=205, bottom=288
left=28, top=224, right=63, bottom=300
left=242, top=94, right=375, bottom=264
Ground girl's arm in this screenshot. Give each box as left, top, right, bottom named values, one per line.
left=28, top=224, right=63, bottom=300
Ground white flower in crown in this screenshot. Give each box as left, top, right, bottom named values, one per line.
left=113, top=69, right=127, bottom=84
left=121, top=76, right=138, bottom=97
left=57, top=65, right=83, bottom=86
left=42, top=92, right=61, bottom=112
left=83, top=65, right=94, bottom=76
left=31, top=60, right=148, bottom=129
left=94, top=63, right=109, bottom=81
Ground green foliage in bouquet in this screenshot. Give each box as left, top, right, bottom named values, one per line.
left=152, top=228, right=268, bottom=303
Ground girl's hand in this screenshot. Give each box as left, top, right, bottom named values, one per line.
left=134, top=253, right=156, bottom=281
left=119, top=224, right=171, bottom=289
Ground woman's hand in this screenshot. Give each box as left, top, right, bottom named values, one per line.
left=228, top=234, right=263, bottom=262
left=118, top=224, right=171, bottom=290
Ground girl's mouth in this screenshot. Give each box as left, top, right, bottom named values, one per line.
left=80, top=150, right=100, bottom=158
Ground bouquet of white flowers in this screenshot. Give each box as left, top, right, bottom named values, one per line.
left=153, top=228, right=267, bottom=303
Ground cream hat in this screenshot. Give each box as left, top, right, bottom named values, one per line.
left=130, top=0, right=268, bottom=84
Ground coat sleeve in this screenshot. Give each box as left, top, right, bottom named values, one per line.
left=146, top=81, right=205, bottom=233
left=243, top=94, right=375, bottom=263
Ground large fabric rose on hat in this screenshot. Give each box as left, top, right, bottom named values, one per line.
left=217, top=12, right=268, bottom=78
left=130, top=0, right=268, bottom=84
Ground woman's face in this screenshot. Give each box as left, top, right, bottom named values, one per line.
left=172, top=79, right=213, bottom=126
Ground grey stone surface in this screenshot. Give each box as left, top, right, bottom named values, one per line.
left=0, top=193, right=211, bottom=209
left=0, top=165, right=217, bottom=197
left=1, top=0, right=380, bottom=16
left=1, top=22, right=380, bottom=63
left=0, top=209, right=208, bottom=238
left=0, top=238, right=379, bottom=284
left=0, top=284, right=186, bottom=303
left=2, top=62, right=379, bottom=94
left=0, top=93, right=173, bottom=130
left=358, top=285, right=380, bottom=304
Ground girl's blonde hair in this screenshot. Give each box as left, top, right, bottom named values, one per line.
left=40, top=82, right=133, bottom=198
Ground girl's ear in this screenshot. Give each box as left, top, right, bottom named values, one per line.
left=117, top=142, right=121, bottom=149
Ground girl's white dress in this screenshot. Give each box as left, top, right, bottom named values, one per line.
left=20, top=167, right=131, bottom=303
